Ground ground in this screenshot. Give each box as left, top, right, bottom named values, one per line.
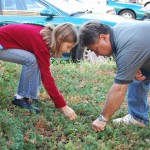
left=0, top=60, right=150, bottom=150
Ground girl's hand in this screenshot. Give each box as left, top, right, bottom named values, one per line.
left=61, top=105, right=77, bottom=120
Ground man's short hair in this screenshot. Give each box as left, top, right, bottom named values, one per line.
left=79, top=21, right=110, bottom=46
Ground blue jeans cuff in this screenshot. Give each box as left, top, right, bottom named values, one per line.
left=131, top=114, right=149, bottom=126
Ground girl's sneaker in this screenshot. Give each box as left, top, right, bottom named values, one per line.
left=12, top=97, right=40, bottom=114
left=32, top=98, right=40, bottom=103
left=113, top=114, right=145, bottom=127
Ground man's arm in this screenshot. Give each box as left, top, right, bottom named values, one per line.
left=102, top=68, right=146, bottom=119
left=92, top=83, right=128, bottom=132
left=102, top=83, right=128, bottom=119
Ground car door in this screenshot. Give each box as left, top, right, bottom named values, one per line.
left=0, top=0, right=66, bottom=25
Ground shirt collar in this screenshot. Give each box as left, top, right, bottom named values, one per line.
left=110, top=27, right=116, bottom=56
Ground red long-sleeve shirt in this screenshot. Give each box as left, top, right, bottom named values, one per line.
left=0, top=24, right=66, bottom=108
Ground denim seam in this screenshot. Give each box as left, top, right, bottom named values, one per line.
left=28, top=62, right=35, bottom=99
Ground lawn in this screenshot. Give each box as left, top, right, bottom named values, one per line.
left=0, top=60, right=150, bottom=150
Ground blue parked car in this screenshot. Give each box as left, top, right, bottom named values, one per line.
left=0, top=0, right=133, bottom=60
left=0, top=0, right=130, bottom=26
left=107, top=0, right=150, bottom=19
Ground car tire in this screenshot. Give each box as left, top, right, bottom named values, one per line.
left=119, top=10, right=136, bottom=19
left=70, top=43, right=85, bottom=62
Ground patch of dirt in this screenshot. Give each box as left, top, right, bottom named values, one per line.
left=34, top=117, right=55, bottom=137
left=38, top=92, right=49, bottom=101
left=98, top=71, right=115, bottom=76
left=66, top=95, right=90, bottom=103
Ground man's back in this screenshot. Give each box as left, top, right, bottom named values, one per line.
left=113, top=21, right=150, bottom=55
left=112, top=21, right=150, bottom=83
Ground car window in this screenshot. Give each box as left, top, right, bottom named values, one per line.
left=1, top=0, right=61, bottom=17
left=2, top=0, right=17, bottom=10
left=1, top=0, right=48, bottom=11
left=45, top=0, right=83, bottom=15
left=23, top=0, right=47, bottom=11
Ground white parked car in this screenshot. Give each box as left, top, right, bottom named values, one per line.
left=137, top=0, right=150, bottom=10
left=64, top=0, right=116, bottom=15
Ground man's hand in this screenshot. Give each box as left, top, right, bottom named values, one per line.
left=61, top=105, right=77, bottom=120
left=135, top=70, right=146, bottom=81
left=92, top=118, right=107, bottom=132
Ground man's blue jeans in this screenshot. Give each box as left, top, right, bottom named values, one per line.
left=128, top=70, right=150, bottom=125
left=0, top=49, right=41, bottom=99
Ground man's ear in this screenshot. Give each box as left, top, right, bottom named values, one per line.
left=99, top=34, right=109, bottom=42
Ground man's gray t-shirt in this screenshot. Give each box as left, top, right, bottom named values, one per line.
left=112, top=21, right=150, bottom=84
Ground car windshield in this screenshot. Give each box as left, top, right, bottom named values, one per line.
left=44, top=0, right=85, bottom=15
left=25, top=0, right=47, bottom=11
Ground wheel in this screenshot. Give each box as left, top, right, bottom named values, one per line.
left=70, top=43, right=85, bottom=62
left=74, top=44, right=110, bottom=63
left=83, top=47, right=110, bottom=63
left=119, top=10, right=135, bottom=19
left=70, top=44, right=78, bottom=62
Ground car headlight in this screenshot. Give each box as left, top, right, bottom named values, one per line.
left=140, top=7, right=150, bottom=12
left=140, top=7, right=147, bottom=11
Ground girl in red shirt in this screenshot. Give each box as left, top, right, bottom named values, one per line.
left=0, top=23, right=78, bottom=120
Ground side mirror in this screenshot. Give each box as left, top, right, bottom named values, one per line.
left=40, top=9, right=53, bottom=17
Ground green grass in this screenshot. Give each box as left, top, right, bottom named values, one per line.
left=0, top=60, right=150, bottom=150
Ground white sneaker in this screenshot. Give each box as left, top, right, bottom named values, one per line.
left=113, top=114, right=145, bottom=127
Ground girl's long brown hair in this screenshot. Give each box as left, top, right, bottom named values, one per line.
left=40, top=23, right=78, bottom=57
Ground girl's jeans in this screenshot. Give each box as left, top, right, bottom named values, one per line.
left=0, top=48, right=41, bottom=99
left=128, top=70, right=150, bottom=125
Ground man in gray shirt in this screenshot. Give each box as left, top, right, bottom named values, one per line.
left=79, top=21, right=150, bottom=131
